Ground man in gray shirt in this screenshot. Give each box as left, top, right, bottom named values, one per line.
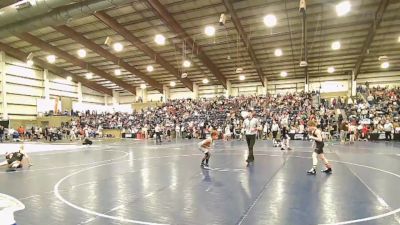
left=243, top=110, right=260, bottom=165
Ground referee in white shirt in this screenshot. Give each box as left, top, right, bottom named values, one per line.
left=243, top=110, right=260, bottom=164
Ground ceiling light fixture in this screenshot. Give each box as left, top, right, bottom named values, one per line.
left=170, top=81, right=176, bottom=87
left=86, top=72, right=93, bottom=79
left=155, top=34, right=166, bottom=45
left=202, top=78, right=209, bottom=84
left=274, top=48, right=283, bottom=57
left=204, top=25, right=216, bottom=36
left=183, top=60, right=191, bottom=68
left=113, top=43, right=123, bottom=52
left=331, top=41, right=341, bottom=50
left=14, top=0, right=36, bottom=9
left=77, top=49, right=87, bottom=58
left=26, top=60, right=34, bottom=66
left=381, top=62, right=389, bottom=69
left=114, top=69, right=121, bottom=76
left=398, top=36, right=400, bottom=42
left=104, top=36, right=112, bottom=46
left=327, top=67, right=335, bottom=73
left=46, top=55, right=56, bottom=64
left=66, top=76, right=72, bottom=81
left=336, top=1, right=351, bottom=17
left=146, top=65, right=154, bottom=72
left=239, top=75, right=245, bottom=81
left=280, top=71, right=288, bottom=77
left=263, top=14, right=277, bottom=28
left=140, top=84, right=146, bottom=89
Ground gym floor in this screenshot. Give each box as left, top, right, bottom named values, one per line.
left=1, top=139, right=400, bottom=225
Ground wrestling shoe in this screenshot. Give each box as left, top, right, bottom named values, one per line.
left=307, top=168, right=316, bottom=175
left=321, top=168, right=332, bottom=174
left=281, top=147, right=285, bottom=151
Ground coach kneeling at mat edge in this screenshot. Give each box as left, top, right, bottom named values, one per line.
left=243, top=109, right=261, bottom=163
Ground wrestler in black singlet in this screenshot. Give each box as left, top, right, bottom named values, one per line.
left=6, top=151, right=24, bottom=165
left=312, top=130, right=324, bottom=154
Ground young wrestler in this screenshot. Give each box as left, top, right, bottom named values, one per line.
left=306, top=120, right=332, bottom=175
left=280, top=125, right=292, bottom=151
left=198, top=131, right=218, bottom=169
left=0, top=145, right=32, bottom=171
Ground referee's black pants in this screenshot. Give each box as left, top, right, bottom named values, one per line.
left=156, top=132, right=162, bottom=143
left=246, top=134, right=256, bottom=162
left=385, top=131, right=391, bottom=141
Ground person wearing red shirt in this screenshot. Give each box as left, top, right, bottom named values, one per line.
left=361, top=125, right=369, bottom=141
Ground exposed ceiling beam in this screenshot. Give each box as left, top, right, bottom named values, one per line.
left=146, top=0, right=227, bottom=89
left=94, top=12, right=194, bottom=91
left=17, top=32, right=136, bottom=95
left=353, top=0, right=390, bottom=80
left=0, top=41, right=113, bottom=96
left=222, top=0, right=265, bottom=86
left=300, top=1, right=308, bottom=88
left=0, top=0, right=19, bottom=8
left=54, top=25, right=164, bottom=93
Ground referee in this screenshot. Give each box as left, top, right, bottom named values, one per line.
left=243, top=109, right=260, bottom=165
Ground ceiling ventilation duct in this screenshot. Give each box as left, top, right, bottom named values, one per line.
left=0, top=0, right=134, bottom=38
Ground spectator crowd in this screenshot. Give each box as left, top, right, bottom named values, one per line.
left=1, top=86, right=400, bottom=144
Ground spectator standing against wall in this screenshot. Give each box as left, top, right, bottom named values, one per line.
left=0, top=126, right=4, bottom=143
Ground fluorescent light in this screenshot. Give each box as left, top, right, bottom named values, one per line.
left=327, top=67, right=335, bottom=73
left=239, top=75, right=245, bottom=81
left=66, top=76, right=72, bottom=81
left=77, top=49, right=87, bottom=58
left=114, top=69, right=121, bottom=76
left=274, top=49, right=282, bottom=57
left=146, top=65, right=154, bottom=72
left=155, top=34, right=166, bottom=45
left=204, top=25, right=216, bottom=36
left=14, top=0, right=36, bottom=8
left=26, top=52, right=33, bottom=61
left=331, top=41, right=341, bottom=50
left=26, top=60, right=34, bottom=66
left=140, top=84, right=146, bottom=89
left=183, top=60, right=191, bottom=68
left=170, top=81, right=176, bottom=87
left=263, top=14, right=277, bottom=28
left=336, top=1, right=351, bottom=17
left=85, top=72, right=93, bottom=79
left=202, top=78, right=209, bottom=84
left=381, top=62, right=389, bottom=69
left=280, top=71, right=287, bottom=77
left=46, top=55, right=56, bottom=64
left=113, top=42, right=123, bottom=52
